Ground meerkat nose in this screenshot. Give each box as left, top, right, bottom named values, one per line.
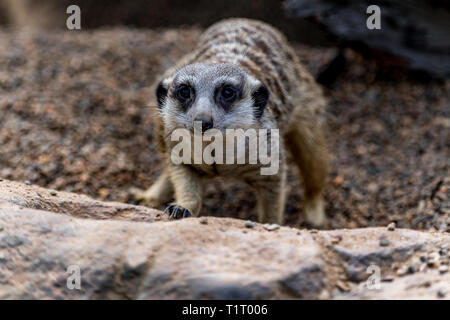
left=194, top=116, right=214, bottom=132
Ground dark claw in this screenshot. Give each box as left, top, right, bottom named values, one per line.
left=163, top=204, right=173, bottom=214
left=171, top=206, right=179, bottom=218
left=164, top=204, right=192, bottom=219
left=182, top=209, right=192, bottom=218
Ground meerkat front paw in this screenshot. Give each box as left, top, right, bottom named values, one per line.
left=164, top=204, right=192, bottom=219
left=129, top=186, right=170, bottom=208
left=129, top=187, right=162, bottom=207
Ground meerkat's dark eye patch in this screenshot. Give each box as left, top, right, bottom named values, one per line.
left=174, top=84, right=195, bottom=109
left=216, top=84, right=241, bottom=109
left=221, top=85, right=237, bottom=102
left=156, top=81, right=168, bottom=109
left=176, top=85, right=191, bottom=101
left=252, top=84, right=269, bottom=119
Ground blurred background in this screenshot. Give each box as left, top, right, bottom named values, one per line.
left=0, top=0, right=448, bottom=230
left=1, top=0, right=449, bottom=78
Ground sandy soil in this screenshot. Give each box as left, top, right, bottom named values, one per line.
left=0, top=27, right=448, bottom=230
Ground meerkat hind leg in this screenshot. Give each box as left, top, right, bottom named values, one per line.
left=255, top=185, right=286, bottom=224
left=130, top=170, right=173, bottom=208
left=248, top=164, right=286, bottom=225
left=285, top=124, right=329, bottom=227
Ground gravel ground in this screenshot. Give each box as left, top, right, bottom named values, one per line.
left=0, top=27, right=448, bottom=230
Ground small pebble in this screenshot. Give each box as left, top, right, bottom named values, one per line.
left=420, top=255, right=427, bottom=263
left=379, top=236, right=390, bottom=247
left=318, top=290, right=330, bottom=300
left=387, top=222, right=396, bottom=231
left=244, top=220, right=255, bottom=229
left=396, top=266, right=408, bottom=276
left=427, top=252, right=440, bottom=268
left=50, top=190, right=57, bottom=196
left=335, top=280, right=350, bottom=292
left=333, top=175, right=344, bottom=186
left=439, top=248, right=448, bottom=256
left=437, top=290, right=446, bottom=298
left=199, top=217, right=208, bottom=224
left=438, top=222, right=448, bottom=232
left=439, top=265, right=448, bottom=274
left=331, top=235, right=342, bottom=244
left=263, top=223, right=279, bottom=231
left=0, top=224, right=4, bottom=232
left=407, top=265, right=416, bottom=274
left=25, top=180, right=31, bottom=185
left=382, top=275, right=394, bottom=282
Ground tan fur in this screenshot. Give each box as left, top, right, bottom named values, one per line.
left=132, top=18, right=329, bottom=227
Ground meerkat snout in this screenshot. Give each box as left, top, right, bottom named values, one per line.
left=192, top=96, right=214, bottom=132
left=194, top=115, right=214, bottom=132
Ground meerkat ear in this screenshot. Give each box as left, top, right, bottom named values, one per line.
left=252, top=83, right=269, bottom=119
left=156, top=81, right=168, bottom=109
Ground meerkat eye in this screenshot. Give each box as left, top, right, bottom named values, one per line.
left=176, top=85, right=192, bottom=101
left=220, top=85, right=237, bottom=103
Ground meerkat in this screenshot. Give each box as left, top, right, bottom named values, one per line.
left=132, top=18, right=329, bottom=227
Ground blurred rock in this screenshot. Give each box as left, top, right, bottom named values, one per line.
left=0, top=0, right=332, bottom=45
left=0, top=180, right=448, bottom=299
left=335, top=272, right=450, bottom=299
left=284, top=0, right=450, bottom=78
left=321, top=228, right=441, bottom=282
left=0, top=180, right=164, bottom=222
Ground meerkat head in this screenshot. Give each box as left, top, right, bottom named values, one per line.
left=156, top=63, right=269, bottom=133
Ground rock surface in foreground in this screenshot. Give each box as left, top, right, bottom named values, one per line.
left=0, top=180, right=448, bottom=299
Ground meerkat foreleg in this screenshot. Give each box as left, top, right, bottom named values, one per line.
left=130, top=169, right=173, bottom=208
left=165, top=164, right=203, bottom=219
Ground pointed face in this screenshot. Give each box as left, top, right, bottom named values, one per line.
left=156, top=63, right=269, bottom=134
